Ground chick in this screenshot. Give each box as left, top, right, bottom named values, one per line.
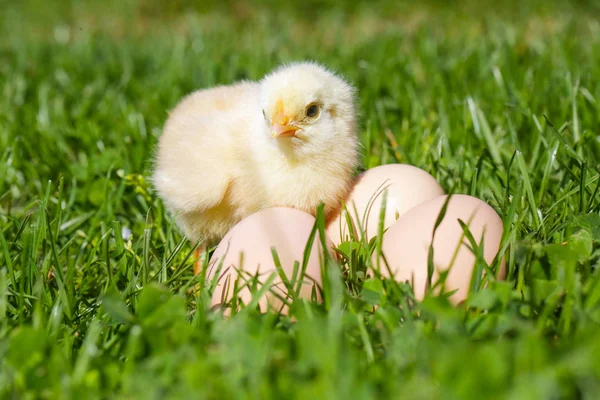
left=152, top=62, right=359, bottom=271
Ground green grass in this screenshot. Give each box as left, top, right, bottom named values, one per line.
left=2, top=0, right=600, bottom=398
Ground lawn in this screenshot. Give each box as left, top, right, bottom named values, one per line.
left=1, top=0, right=600, bottom=398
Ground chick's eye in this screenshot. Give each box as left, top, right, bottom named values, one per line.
left=305, top=104, right=320, bottom=118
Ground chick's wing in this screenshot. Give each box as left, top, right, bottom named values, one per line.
left=153, top=82, right=257, bottom=216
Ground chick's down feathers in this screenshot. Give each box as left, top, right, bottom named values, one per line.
left=153, top=62, right=359, bottom=248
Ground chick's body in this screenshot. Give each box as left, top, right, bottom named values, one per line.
left=153, top=62, right=359, bottom=249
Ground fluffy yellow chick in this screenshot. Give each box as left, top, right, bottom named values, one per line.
left=152, top=62, right=359, bottom=271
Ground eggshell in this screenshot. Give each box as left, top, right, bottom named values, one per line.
left=206, top=207, right=333, bottom=314
left=327, top=164, right=444, bottom=246
left=372, top=194, right=505, bottom=303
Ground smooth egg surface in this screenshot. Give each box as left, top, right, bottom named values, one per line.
left=327, top=164, right=444, bottom=246
left=373, top=194, right=505, bottom=303
left=207, top=207, right=333, bottom=314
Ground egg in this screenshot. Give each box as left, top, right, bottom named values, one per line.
left=326, top=164, right=445, bottom=246
left=206, top=207, right=333, bottom=314
left=372, top=194, right=505, bottom=303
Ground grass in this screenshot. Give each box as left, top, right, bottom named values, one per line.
left=1, top=0, right=600, bottom=398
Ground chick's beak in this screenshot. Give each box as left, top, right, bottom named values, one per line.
left=270, top=102, right=300, bottom=138
left=271, top=122, right=300, bottom=138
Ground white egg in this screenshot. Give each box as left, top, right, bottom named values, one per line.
left=327, top=164, right=444, bottom=246
left=206, top=207, right=334, bottom=314
left=372, top=194, right=505, bottom=303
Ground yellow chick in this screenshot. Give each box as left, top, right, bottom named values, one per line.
left=152, top=62, right=359, bottom=271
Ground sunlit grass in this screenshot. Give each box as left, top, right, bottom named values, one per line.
left=1, top=0, right=600, bottom=398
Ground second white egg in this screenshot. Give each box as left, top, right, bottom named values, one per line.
left=326, top=163, right=445, bottom=246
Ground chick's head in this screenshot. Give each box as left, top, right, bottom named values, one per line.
left=259, top=62, right=357, bottom=160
